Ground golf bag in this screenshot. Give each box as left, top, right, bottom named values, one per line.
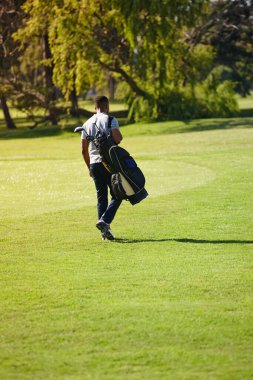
left=75, top=117, right=148, bottom=205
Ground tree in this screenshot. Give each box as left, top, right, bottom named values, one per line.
left=16, top=0, right=240, bottom=121
left=0, top=0, right=25, bottom=128
left=12, top=0, right=61, bottom=126
left=24, top=0, right=211, bottom=119
left=186, top=0, right=253, bottom=96
left=0, top=0, right=61, bottom=129
left=0, top=96, right=16, bottom=129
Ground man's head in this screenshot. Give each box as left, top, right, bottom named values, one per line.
left=95, top=95, right=109, bottom=113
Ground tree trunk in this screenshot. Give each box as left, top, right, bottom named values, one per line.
left=42, top=33, right=58, bottom=125
left=1, top=96, right=16, bottom=129
left=107, top=71, right=116, bottom=100
left=69, top=82, right=79, bottom=116
left=99, top=60, right=148, bottom=98
left=42, top=33, right=56, bottom=101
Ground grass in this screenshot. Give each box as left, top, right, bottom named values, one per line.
left=237, top=93, right=253, bottom=110
left=0, top=116, right=253, bottom=379
left=237, top=93, right=253, bottom=117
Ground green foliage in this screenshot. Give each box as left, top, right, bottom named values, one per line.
left=16, top=1, right=211, bottom=109
left=203, top=81, right=238, bottom=118
left=128, top=82, right=238, bottom=122
left=12, top=0, right=250, bottom=123
left=127, top=96, right=158, bottom=122
left=188, top=0, right=253, bottom=97
left=184, top=44, right=216, bottom=84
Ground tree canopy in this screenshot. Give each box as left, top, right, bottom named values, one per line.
left=1, top=0, right=252, bottom=127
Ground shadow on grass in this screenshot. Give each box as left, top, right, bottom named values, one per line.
left=0, top=115, right=84, bottom=140
left=180, top=117, right=253, bottom=133
left=114, top=238, right=253, bottom=245
left=0, top=121, right=62, bottom=140
left=240, top=109, right=253, bottom=117
left=0, top=115, right=252, bottom=140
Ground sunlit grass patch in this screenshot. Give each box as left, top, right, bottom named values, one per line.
left=0, top=121, right=252, bottom=379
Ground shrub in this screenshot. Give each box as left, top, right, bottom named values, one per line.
left=128, top=80, right=239, bottom=122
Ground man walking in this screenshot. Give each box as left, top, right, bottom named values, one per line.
left=80, top=96, right=123, bottom=240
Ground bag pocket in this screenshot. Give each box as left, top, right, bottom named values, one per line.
left=111, top=173, right=128, bottom=200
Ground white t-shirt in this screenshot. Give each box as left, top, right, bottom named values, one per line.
left=81, top=112, right=119, bottom=164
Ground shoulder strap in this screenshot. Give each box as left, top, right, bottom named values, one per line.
left=108, top=116, right=114, bottom=130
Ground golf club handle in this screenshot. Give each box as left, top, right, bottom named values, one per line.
left=74, top=126, right=85, bottom=133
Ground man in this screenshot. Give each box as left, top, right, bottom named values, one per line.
left=81, top=95, right=123, bottom=240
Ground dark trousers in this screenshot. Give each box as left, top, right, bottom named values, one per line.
left=90, top=163, right=122, bottom=225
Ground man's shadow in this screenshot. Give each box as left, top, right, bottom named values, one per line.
left=114, top=238, right=253, bottom=245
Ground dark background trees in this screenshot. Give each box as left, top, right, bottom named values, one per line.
left=0, top=0, right=25, bottom=129
left=187, top=0, right=253, bottom=96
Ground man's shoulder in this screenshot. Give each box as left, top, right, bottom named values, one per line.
left=84, top=114, right=97, bottom=127
left=81, top=114, right=97, bottom=139
left=83, top=113, right=119, bottom=129
left=110, top=115, right=119, bottom=129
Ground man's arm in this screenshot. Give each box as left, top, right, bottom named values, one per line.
left=111, top=128, right=123, bottom=144
left=81, top=139, right=91, bottom=176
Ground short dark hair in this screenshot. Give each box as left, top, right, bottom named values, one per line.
left=95, top=95, right=109, bottom=109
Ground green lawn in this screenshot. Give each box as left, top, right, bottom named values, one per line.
left=0, top=119, right=253, bottom=379
left=237, top=93, right=253, bottom=110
